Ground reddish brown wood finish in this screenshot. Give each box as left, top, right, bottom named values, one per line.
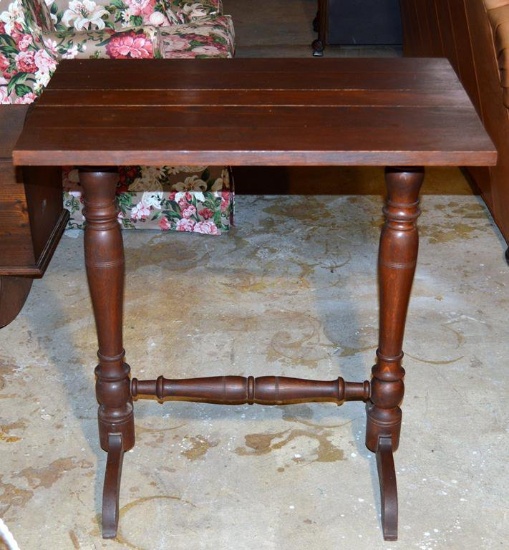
left=312, top=0, right=328, bottom=55
left=12, top=58, right=496, bottom=542
left=377, top=435, right=398, bottom=541
left=102, top=433, right=125, bottom=539
left=366, top=167, right=424, bottom=454
left=79, top=169, right=134, bottom=538
left=79, top=169, right=135, bottom=454
left=0, top=276, right=33, bottom=328
left=131, top=375, right=371, bottom=404
left=14, top=59, right=495, bottom=169
left=0, top=106, right=68, bottom=327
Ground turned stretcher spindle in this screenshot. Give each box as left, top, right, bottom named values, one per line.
left=131, top=375, right=371, bottom=405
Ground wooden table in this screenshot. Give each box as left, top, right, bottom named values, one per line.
left=13, top=58, right=496, bottom=541
left=0, top=106, right=68, bottom=328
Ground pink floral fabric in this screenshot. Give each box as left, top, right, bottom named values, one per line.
left=63, top=165, right=234, bottom=233
left=48, top=0, right=173, bottom=31
left=159, top=14, right=234, bottom=58
left=0, top=0, right=58, bottom=102
left=42, top=27, right=158, bottom=59
left=165, top=0, right=222, bottom=24
left=105, top=29, right=154, bottom=57
left=46, top=0, right=223, bottom=32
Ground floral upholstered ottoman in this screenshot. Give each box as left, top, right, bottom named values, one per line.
left=0, top=0, right=235, bottom=233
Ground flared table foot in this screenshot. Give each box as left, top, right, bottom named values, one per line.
left=102, top=433, right=125, bottom=539
left=376, top=436, right=398, bottom=541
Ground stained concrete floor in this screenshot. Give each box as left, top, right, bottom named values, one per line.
left=1, top=2, right=509, bottom=550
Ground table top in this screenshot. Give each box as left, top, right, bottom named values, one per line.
left=13, top=58, right=496, bottom=167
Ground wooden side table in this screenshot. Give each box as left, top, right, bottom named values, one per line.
left=13, top=58, right=496, bottom=541
left=0, top=106, right=68, bottom=327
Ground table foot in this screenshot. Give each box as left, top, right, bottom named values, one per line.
left=376, top=435, right=398, bottom=541
left=102, top=433, right=125, bottom=539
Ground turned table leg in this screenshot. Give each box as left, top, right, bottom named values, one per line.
left=366, top=167, right=424, bottom=541
left=80, top=169, right=134, bottom=539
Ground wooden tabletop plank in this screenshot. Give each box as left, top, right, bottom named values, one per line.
left=14, top=57, right=497, bottom=168
left=41, top=70, right=461, bottom=93
left=44, top=57, right=462, bottom=82
left=13, top=144, right=494, bottom=168
left=19, top=104, right=489, bottom=132
left=14, top=118, right=496, bottom=168
left=35, top=88, right=470, bottom=108
left=41, top=59, right=465, bottom=95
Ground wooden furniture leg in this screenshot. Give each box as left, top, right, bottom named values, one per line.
left=366, top=167, right=424, bottom=541
left=312, top=0, right=328, bottom=56
left=376, top=435, right=398, bottom=541
left=102, top=433, right=125, bottom=538
left=79, top=169, right=135, bottom=539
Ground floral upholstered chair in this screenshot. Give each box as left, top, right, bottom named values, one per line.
left=0, top=0, right=235, bottom=233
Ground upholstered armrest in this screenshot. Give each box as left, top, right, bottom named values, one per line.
left=486, top=1, right=509, bottom=106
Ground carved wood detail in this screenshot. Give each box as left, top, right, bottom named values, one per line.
left=366, top=168, right=424, bottom=454
left=131, top=375, right=371, bottom=405
left=80, top=169, right=135, bottom=453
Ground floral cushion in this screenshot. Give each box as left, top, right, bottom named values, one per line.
left=166, top=0, right=222, bottom=23
left=0, top=0, right=52, bottom=33
left=42, top=26, right=159, bottom=59
left=45, top=0, right=222, bottom=32
left=46, top=0, right=173, bottom=31
left=40, top=13, right=233, bottom=61
left=0, top=0, right=58, bottom=102
left=64, top=165, right=234, bottom=233
left=159, top=13, right=233, bottom=57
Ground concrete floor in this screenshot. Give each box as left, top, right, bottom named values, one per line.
left=1, top=2, right=508, bottom=550
left=1, top=193, right=508, bottom=550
